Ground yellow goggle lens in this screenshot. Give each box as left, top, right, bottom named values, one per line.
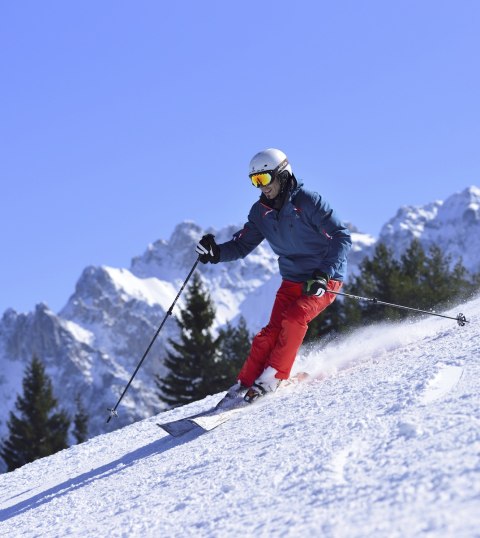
left=250, top=172, right=273, bottom=188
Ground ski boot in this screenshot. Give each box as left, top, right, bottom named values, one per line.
left=216, top=381, right=248, bottom=410
left=244, top=366, right=281, bottom=404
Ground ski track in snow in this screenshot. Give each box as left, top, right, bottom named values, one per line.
left=0, top=298, right=479, bottom=537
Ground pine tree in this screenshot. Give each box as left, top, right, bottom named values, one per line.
left=73, top=393, right=89, bottom=444
left=421, top=245, right=471, bottom=308
left=216, top=317, right=251, bottom=383
left=274, top=239, right=477, bottom=344
left=156, top=273, right=220, bottom=408
left=344, top=239, right=476, bottom=327
left=0, top=356, right=70, bottom=472
left=346, top=242, right=403, bottom=323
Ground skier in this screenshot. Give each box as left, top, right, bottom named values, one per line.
left=196, top=148, right=352, bottom=403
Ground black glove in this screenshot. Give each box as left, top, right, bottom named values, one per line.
left=302, top=271, right=329, bottom=297
left=195, top=234, right=220, bottom=264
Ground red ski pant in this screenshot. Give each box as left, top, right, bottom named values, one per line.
left=237, top=279, right=342, bottom=386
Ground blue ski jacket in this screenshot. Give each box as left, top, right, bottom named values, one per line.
left=218, top=180, right=352, bottom=282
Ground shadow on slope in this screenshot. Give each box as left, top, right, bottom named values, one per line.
left=0, top=428, right=202, bottom=522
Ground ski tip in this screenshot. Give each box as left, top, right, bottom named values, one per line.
left=156, top=421, right=198, bottom=437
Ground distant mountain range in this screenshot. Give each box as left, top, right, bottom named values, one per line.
left=1, top=186, right=479, bottom=444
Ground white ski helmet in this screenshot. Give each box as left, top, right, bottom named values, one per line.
left=249, top=148, right=292, bottom=177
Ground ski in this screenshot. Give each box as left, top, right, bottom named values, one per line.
left=157, top=399, right=248, bottom=436
left=157, top=413, right=206, bottom=436
left=188, top=404, right=248, bottom=432
left=157, top=371, right=316, bottom=437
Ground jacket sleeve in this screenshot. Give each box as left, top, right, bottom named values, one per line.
left=218, top=208, right=265, bottom=262
left=304, top=192, right=352, bottom=278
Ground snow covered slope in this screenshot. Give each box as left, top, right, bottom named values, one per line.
left=0, top=295, right=478, bottom=537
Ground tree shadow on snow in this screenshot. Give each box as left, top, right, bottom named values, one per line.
left=0, top=427, right=203, bottom=522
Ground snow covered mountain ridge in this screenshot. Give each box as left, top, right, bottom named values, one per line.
left=377, top=185, right=480, bottom=272
left=0, top=186, right=479, bottom=444
left=1, top=293, right=478, bottom=536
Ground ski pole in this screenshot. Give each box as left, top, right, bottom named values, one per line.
left=106, top=258, right=200, bottom=423
left=327, top=289, right=469, bottom=326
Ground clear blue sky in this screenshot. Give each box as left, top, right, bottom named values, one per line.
left=1, top=1, right=479, bottom=315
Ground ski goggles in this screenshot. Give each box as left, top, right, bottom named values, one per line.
left=250, top=172, right=275, bottom=188
left=249, top=158, right=289, bottom=188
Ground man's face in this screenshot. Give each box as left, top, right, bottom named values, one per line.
left=260, top=176, right=281, bottom=199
